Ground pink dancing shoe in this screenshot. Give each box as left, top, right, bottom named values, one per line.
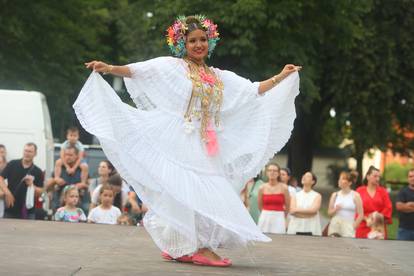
left=191, top=253, right=232, bottom=267
left=161, top=251, right=193, bottom=263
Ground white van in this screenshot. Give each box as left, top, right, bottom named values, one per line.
left=0, top=90, right=54, bottom=176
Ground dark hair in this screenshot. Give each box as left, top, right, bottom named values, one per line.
left=65, top=145, right=79, bottom=155
left=101, top=160, right=115, bottom=175
left=363, top=166, right=379, bottom=185
left=0, top=144, right=5, bottom=149
left=408, top=168, right=414, bottom=176
left=100, top=184, right=114, bottom=195
left=280, top=167, right=293, bottom=186
left=304, top=171, right=317, bottom=187
left=185, top=16, right=207, bottom=35
left=281, top=167, right=291, bottom=176
left=67, top=126, right=79, bottom=134
left=25, top=142, right=38, bottom=152
left=108, top=173, right=123, bottom=209
left=108, top=173, right=122, bottom=186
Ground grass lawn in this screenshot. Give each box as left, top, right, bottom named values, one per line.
left=387, top=216, right=399, bottom=240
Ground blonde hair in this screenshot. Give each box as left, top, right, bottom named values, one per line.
left=367, top=211, right=385, bottom=232
left=60, top=185, right=79, bottom=206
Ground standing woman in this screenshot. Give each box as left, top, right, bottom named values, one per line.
left=327, top=171, right=364, bottom=237
left=258, top=163, right=290, bottom=234
left=287, top=172, right=322, bottom=236
left=356, top=166, right=392, bottom=239
left=74, top=15, right=301, bottom=266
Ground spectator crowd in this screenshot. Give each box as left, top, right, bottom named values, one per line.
left=241, top=163, right=414, bottom=241
left=0, top=127, right=147, bottom=226
left=1, top=127, right=414, bottom=241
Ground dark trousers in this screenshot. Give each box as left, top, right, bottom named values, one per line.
left=397, top=228, right=414, bottom=241
left=4, top=210, right=36, bottom=220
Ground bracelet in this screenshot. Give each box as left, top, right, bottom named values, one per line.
left=104, top=65, right=113, bottom=75
left=271, top=75, right=280, bottom=86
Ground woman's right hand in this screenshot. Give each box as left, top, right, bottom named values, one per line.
left=84, top=60, right=110, bottom=73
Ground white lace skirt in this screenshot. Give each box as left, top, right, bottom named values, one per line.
left=258, top=210, right=286, bottom=234
left=73, top=72, right=299, bottom=257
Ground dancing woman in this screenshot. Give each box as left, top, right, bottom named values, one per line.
left=75, top=15, right=301, bottom=267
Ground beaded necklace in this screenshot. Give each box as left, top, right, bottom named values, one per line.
left=183, top=58, right=224, bottom=144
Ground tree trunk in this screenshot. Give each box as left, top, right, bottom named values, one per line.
left=355, top=142, right=364, bottom=188
left=287, top=111, right=314, bottom=182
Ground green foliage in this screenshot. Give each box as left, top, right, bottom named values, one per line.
left=328, top=0, right=414, bottom=156
left=384, top=162, right=412, bottom=191
left=0, top=0, right=112, bottom=138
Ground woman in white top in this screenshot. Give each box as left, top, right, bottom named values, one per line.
left=287, top=172, right=322, bottom=236
left=327, top=171, right=363, bottom=237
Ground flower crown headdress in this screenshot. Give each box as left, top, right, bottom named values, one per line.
left=166, top=15, right=220, bottom=58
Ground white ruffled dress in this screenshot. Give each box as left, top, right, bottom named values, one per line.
left=73, top=56, right=300, bottom=257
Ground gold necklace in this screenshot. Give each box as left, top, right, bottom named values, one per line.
left=183, top=58, right=224, bottom=142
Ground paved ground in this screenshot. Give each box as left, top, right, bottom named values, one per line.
left=0, top=219, right=413, bottom=276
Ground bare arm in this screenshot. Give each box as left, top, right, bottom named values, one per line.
left=85, top=61, right=132, bottom=78
left=72, top=156, right=81, bottom=170
left=59, top=148, right=65, bottom=163
left=258, top=64, right=301, bottom=95
left=283, top=184, right=290, bottom=214
left=353, top=192, right=364, bottom=228
left=60, top=149, right=70, bottom=170
left=396, top=202, right=414, bottom=213
left=289, top=193, right=297, bottom=216
left=294, top=193, right=322, bottom=216
left=128, top=192, right=142, bottom=214
left=0, top=176, right=14, bottom=207
left=257, top=186, right=264, bottom=211
left=327, top=192, right=338, bottom=216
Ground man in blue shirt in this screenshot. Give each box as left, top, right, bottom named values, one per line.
left=396, top=169, right=414, bottom=240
